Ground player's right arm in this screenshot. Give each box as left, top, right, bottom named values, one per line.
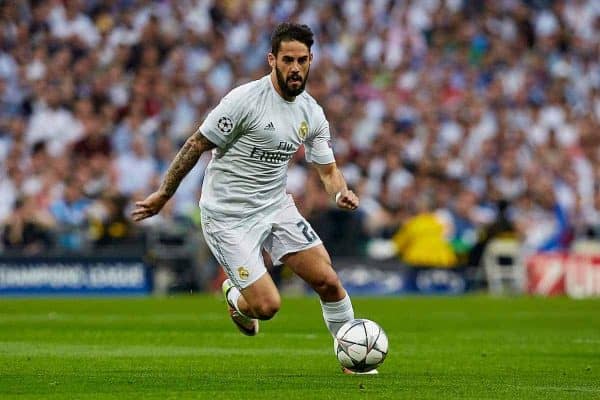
left=131, top=130, right=216, bottom=222
left=132, top=82, right=252, bottom=222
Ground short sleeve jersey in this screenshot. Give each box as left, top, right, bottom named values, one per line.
left=198, top=75, right=335, bottom=216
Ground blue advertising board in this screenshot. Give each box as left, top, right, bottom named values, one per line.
left=0, top=257, right=152, bottom=295
left=335, top=260, right=470, bottom=295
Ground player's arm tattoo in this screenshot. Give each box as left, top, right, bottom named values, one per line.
left=158, top=131, right=216, bottom=198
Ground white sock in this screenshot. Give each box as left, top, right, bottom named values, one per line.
left=320, top=294, right=354, bottom=337
left=226, top=286, right=251, bottom=319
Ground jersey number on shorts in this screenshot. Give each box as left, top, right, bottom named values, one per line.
left=296, top=221, right=317, bottom=243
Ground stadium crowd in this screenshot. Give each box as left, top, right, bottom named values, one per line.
left=0, top=0, right=599, bottom=269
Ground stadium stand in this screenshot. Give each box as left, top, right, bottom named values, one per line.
left=1, top=0, right=599, bottom=293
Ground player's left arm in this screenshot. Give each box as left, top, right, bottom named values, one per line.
left=313, top=162, right=359, bottom=211
left=306, top=105, right=357, bottom=210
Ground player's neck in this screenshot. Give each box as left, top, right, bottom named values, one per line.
left=270, top=73, right=296, bottom=102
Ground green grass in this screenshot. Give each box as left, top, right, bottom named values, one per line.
left=0, top=295, right=599, bottom=399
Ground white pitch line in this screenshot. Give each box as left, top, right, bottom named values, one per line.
left=507, top=384, right=600, bottom=394
left=0, top=313, right=223, bottom=323
left=0, top=341, right=330, bottom=358
left=572, top=338, right=600, bottom=344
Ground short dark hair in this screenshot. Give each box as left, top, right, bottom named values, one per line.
left=271, top=23, right=314, bottom=55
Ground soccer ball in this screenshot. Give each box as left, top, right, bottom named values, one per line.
left=335, top=319, right=388, bottom=373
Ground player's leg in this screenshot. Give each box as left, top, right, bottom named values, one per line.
left=265, top=197, right=354, bottom=337
left=201, top=211, right=280, bottom=335
left=225, top=271, right=281, bottom=320
left=221, top=271, right=280, bottom=335
left=281, top=244, right=354, bottom=337
left=281, top=244, right=343, bottom=300
left=221, top=278, right=258, bottom=335
left=266, top=199, right=371, bottom=373
left=283, top=248, right=377, bottom=375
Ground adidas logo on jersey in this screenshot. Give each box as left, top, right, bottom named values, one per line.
left=264, top=121, right=275, bottom=131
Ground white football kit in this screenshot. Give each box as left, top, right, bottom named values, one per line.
left=198, top=75, right=335, bottom=288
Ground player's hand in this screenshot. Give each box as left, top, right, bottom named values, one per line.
left=131, top=191, right=169, bottom=221
left=335, top=189, right=359, bottom=211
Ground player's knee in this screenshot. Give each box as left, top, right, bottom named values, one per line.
left=314, top=273, right=343, bottom=298
left=252, top=298, right=281, bottom=320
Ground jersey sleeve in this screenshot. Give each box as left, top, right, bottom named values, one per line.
left=198, top=90, right=251, bottom=148
left=304, top=108, right=335, bottom=164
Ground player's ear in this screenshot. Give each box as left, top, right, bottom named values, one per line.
left=268, top=53, right=276, bottom=68
left=310, top=52, right=313, bottom=63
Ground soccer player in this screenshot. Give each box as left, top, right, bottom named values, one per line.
left=132, top=23, right=368, bottom=373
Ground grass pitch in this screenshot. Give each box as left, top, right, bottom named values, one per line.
left=0, top=295, right=599, bottom=399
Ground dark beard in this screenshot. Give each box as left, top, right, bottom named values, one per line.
left=275, top=64, right=309, bottom=98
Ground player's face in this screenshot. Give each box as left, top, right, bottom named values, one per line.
left=269, top=40, right=312, bottom=99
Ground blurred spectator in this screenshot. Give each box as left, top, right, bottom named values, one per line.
left=512, top=177, right=572, bottom=255
left=391, top=192, right=457, bottom=269
left=582, top=185, right=600, bottom=239
left=82, top=153, right=114, bottom=199
left=114, top=134, right=157, bottom=196
left=25, top=86, right=81, bottom=157
left=48, top=0, right=100, bottom=49
left=72, top=114, right=112, bottom=160
left=449, top=189, right=481, bottom=265
left=87, top=193, right=134, bottom=247
left=2, top=196, right=54, bottom=255
left=49, top=176, right=91, bottom=250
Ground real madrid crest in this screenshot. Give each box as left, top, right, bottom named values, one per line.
left=237, top=266, right=249, bottom=281
left=298, top=121, right=309, bottom=141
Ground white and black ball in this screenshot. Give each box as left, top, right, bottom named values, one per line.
left=335, top=319, right=388, bottom=373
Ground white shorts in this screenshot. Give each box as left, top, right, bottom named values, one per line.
left=200, top=195, right=322, bottom=288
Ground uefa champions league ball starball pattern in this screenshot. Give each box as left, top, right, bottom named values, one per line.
left=335, top=319, right=388, bottom=373
left=217, top=116, right=233, bottom=133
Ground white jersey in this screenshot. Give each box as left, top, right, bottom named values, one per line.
left=198, top=75, right=335, bottom=216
